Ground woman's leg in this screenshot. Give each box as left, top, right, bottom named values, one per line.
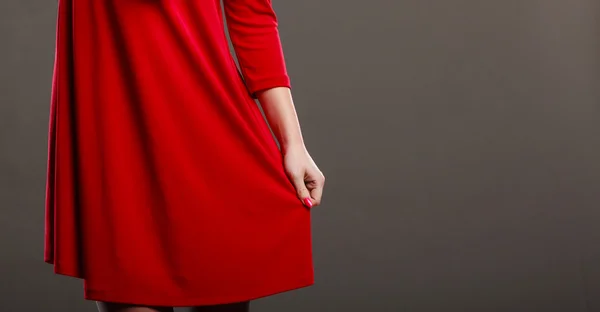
left=190, top=301, right=250, bottom=312
left=96, top=301, right=174, bottom=312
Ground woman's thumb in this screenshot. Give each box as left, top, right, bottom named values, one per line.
left=291, top=175, right=313, bottom=208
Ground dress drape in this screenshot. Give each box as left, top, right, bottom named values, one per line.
left=44, top=0, right=313, bottom=306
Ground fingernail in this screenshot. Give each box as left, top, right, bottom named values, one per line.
left=303, top=197, right=313, bottom=208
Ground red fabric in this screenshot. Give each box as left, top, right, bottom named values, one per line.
left=44, top=0, right=313, bottom=306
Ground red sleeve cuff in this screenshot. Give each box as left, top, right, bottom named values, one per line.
left=245, top=75, right=291, bottom=99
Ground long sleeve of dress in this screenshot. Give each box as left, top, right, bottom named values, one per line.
left=223, top=0, right=291, bottom=98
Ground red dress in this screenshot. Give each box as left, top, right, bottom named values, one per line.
left=44, top=0, right=313, bottom=306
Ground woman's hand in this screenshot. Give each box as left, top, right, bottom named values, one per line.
left=283, top=145, right=325, bottom=208
left=255, top=86, right=324, bottom=208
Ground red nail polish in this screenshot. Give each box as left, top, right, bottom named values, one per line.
left=303, top=197, right=313, bottom=208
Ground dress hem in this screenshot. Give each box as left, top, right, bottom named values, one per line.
left=82, top=277, right=315, bottom=307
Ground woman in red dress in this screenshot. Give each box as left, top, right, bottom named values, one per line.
left=44, top=0, right=325, bottom=311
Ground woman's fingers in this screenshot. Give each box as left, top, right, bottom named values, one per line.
left=291, top=174, right=313, bottom=208
left=305, top=170, right=325, bottom=207
left=309, top=184, right=323, bottom=206
left=282, top=148, right=324, bottom=209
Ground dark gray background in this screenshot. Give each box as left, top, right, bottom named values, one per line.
left=1, top=0, right=599, bottom=311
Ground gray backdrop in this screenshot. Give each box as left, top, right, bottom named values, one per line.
left=1, top=0, right=599, bottom=311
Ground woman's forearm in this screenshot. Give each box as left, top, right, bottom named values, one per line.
left=256, top=87, right=305, bottom=154
left=257, top=86, right=325, bottom=207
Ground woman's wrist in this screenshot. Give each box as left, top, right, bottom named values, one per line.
left=280, top=139, right=306, bottom=155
